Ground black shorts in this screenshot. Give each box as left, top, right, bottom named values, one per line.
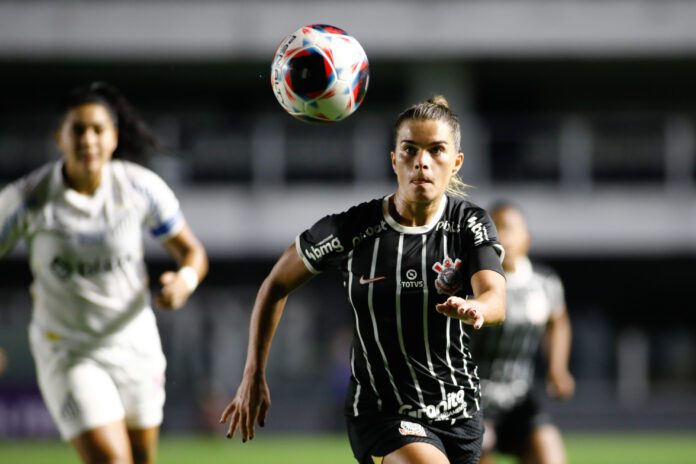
left=485, top=391, right=552, bottom=455
left=346, top=411, right=483, bottom=464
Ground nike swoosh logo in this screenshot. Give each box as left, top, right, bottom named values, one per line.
left=359, top=275, right=386, bottom=285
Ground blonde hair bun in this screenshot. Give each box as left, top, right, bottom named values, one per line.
left=426, top=95, right=450, bottom=109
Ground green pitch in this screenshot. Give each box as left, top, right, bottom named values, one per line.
left=0, top=432, right=693, bottom=464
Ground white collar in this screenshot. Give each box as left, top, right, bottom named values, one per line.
left=55, top=161, right=110, bottom=216
left=382, top=194, right=447, bottom=234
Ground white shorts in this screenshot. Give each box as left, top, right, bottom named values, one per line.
left=29, top=324, right=167, bottom=440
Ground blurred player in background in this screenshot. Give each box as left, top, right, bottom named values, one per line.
left=221, top=96, right=506, bottom=464
left=472, top=202, right=574, bottom=464
left=0, top=82, right=208, bottom=464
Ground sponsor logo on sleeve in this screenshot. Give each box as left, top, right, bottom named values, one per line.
left=466, top=216, right=490, bottom=246
left=303, top=234, right=344, bottom=262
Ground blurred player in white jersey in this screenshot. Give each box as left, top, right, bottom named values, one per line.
left=472, top=202, right=574, bottom=464
left=0, top=82, right=208, bottom=464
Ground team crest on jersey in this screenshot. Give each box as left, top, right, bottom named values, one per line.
left=398, top=420, right=427, bottom=437
left=432, top=257, right=464, bottom=295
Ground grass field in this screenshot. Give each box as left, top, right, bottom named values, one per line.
left=0, top=432, right=694, bottom=463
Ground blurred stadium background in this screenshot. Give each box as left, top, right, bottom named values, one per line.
left=1, top=0, right=695, bottom=462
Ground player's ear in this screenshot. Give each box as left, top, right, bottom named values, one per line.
left=390, top=151, right=397, bottom=174
left=452, top=151, right=464, bottom=174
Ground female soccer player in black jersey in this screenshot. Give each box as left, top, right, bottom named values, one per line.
left=221, top=96, right=506, bottom=464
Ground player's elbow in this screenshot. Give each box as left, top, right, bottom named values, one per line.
left=260, top=274, right=292, bottom=302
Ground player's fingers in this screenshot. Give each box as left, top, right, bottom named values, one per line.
left=160, top=271, right=176, bottom=285
left=258, top=401, right=269, bottom=428
left=473, top=313, right=484, bottom=329
left=460, top=307, right=483, bottom=328
left=156, top=292, right=174, bottom=310
left=220, top=401, right=236, bottom=423
left=237, top=408, right=249, bottom=441
left=435, top=303, right=457, bottom=318
left=246, top=403, right=261, bottom=441
left=227, top=410, right=241, bottom=439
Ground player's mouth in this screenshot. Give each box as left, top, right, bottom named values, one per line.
left=78, top=151, right=98, bottom=162
left=411, top=178, right=433, bottom=186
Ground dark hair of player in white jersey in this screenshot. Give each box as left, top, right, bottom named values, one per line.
left=62, top=81, right=162, bottom=161
left=393, top=95, right=469, bottom=198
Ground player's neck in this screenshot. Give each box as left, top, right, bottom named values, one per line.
left=390, top=193, right=442, bottom=227
left=62, top=164, right=102, bottom=196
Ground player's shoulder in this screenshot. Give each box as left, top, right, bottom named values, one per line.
left=112, top=159, right=172, bottom=192
left=324, top=197, right=383, bottom=222
left=444, top=196, right=491, bottom=221
left=113, top=159, right=159, bottom=181
left=8, top=162, right=57, bottom=208
left=344, top=197, right=383, bottom=216
left=310, top=197, right=384, bottom=238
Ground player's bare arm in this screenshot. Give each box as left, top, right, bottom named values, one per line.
left=220, top=243, right=314, bottom=442
left=156, top=224, right=209, bottom=310
left=545, top=307, right=575, bottom=399
left=435, top=269, right=506, bottom=329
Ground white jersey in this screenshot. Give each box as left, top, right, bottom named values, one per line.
left=0, top=160, right=184, bottom=347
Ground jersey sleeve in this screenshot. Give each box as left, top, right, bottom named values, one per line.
left=462, top=207, right=505, bottom=279
left=0, top=181, right=28, bottom=257
left=127, top=164, right=185, bottom=241
left=543, top=271, right=567, bottom=316
left=295, top=210, right=354, bottom=274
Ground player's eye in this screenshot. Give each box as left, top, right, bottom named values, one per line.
left=72, top=124, right=86, bottom=136
left=93, top=126, right=103, bottom=135
left=402, top=145, right=418, bottom=156
left=430, top=145, right=444, bottom=155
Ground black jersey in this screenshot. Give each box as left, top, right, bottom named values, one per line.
left=296, top=195, right=504, bottom=422
left=470, top=258, right=565, bottom=413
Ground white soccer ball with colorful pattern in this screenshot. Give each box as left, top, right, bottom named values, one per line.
left=271, top=24, right=369, bottom=123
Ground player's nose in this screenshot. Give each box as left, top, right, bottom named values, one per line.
left=414, top=150, right=431, bottom=170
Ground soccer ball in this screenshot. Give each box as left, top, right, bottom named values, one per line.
left=271, top=24, right=369, bottom=123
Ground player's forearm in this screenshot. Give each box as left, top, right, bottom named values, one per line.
left=470, top=269, right=506, bottom=326
left=243, top=278, right=289, bottom=377
left=547, top=311, right=572, bottom=373
left=165, top=225, right=209, bottom=283
left=476, top=289, right=506, bottom=326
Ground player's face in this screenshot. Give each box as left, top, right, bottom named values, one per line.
left=57, top=103, right=118, bottom=179
left=391, top=119, right=463, bottom=205
left=492, top=207, right=530, bottom=265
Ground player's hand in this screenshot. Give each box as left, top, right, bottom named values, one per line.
left=435, top=296, right=484, bottom=329
left=547, top=369, right=575, bottom=399
left=220, top=371, right=271, bottom=442
left=155, top=271, right=192, bottom=310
